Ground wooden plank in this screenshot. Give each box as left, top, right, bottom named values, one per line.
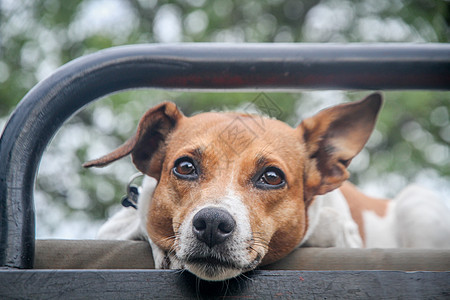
left=0, top=269, right=448, bottom=299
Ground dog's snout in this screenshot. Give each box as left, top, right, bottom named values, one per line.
left=192, top=207, right=236, bottom=248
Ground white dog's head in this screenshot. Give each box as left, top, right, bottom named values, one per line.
left=85, top=93, right=382, bottom=281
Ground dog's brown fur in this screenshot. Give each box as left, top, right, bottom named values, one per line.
left=84, top=93, right=382, bottom=267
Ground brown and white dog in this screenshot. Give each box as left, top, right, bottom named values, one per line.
left=84, top=93, right=450, bottom=281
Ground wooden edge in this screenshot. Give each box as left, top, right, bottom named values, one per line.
left=0, top=269, right=448, bottom=299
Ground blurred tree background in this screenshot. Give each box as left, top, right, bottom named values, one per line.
left=0, top=0, right=449, bottom=238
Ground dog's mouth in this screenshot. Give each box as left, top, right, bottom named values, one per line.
left=183, top=255, right=241, bottom=281
left=182, top=254, right=262, bottom=282
left=187, top=256, right=238, bottom=269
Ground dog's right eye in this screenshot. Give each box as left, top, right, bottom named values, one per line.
left=254, top=166, right=286, bottom=190
left=173, top=157, right=198, bottom=180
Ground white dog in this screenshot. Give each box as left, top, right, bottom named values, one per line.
left=85, top=93, right=450, bottom=281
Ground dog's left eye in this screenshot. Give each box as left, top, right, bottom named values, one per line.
left=256, top=167, right=286, bottom=189
left=173, top=157, right=198, bottom=179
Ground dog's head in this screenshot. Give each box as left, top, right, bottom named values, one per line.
left=84, top=93, right=382, bottom=281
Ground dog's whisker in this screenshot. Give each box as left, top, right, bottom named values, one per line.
left=167, top=243, right=180, bottom=257
left=239, top=272, right=253, bottom=282
left=173, top=268, right=186, bottom=278
left=157, top=235, right=176, bottom=244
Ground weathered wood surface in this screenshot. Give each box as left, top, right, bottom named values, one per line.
left=0, top=269, right=448, bottom=299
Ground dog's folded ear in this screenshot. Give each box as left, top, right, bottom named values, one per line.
left=83, top=101, right=183, bottom=180
left=298, top=93, right=383, bottom=202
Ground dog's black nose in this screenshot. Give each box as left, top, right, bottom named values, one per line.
left=192, top=207, right=236, bottom=248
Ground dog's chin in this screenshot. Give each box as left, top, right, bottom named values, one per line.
left=183, top=256, right=259, bottom=281
left=185, top=261, right=242, bottom=282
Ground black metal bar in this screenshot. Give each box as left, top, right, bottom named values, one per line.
left=0, top=269, right=449, bottom=299
left=1, top=44, right=450, bottom=269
